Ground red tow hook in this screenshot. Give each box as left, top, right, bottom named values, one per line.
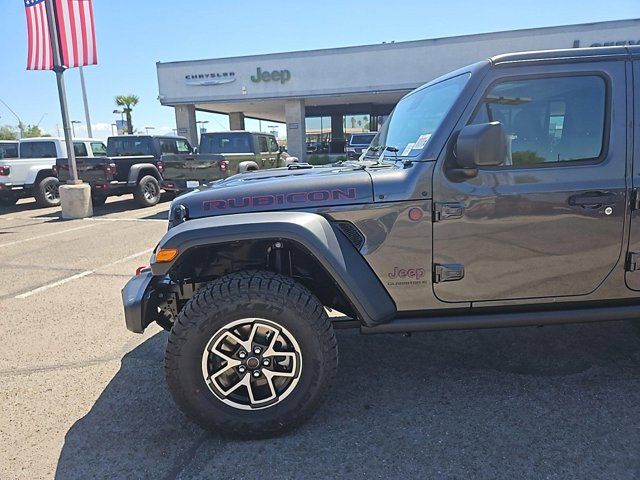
left=135, top=266, right=147, bottom=275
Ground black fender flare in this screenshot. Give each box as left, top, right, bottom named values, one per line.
left=127, top=163, right=161, bottom=186
left=151, top=211, right=396, bottom=326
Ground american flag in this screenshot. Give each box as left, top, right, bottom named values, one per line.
left=25, top=0, right=97, bottom=70
left=25, top=0, right=53, bottom=70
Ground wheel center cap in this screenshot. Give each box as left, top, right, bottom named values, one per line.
left=246, top=357, right=260, bottom=369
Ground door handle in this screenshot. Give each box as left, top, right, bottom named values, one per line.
left=568, top=192, right=617, bottom=208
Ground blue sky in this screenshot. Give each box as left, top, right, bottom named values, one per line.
left=0, top=0, right=637, bottom=140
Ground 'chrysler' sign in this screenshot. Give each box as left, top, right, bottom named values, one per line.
left=185, top=72, right=236, bottom=86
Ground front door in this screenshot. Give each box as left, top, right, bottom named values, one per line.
left=256, top=135, right=273, bottom=168
left=432, top=61, right=628, bottom=303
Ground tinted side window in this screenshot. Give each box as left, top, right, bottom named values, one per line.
left=159, top=139, right=178, bottom=154
left=90, top=142, right=107, bottom=156
left=267, top=137, right=279, bottom=153
left=257, top=136, right=269, bottom=153
left=0, top=144, right=18, bottom=159
left=20, top=141, right=57, bottom=158
left=176, top=139, right=192, bottom=153
left=107, top=137, right=153, bottom=156
left=199, top=133, right=251, bottom=154
left=74, top=142, right=88, bottom=157
left=470, top=75, right=606, bottom=166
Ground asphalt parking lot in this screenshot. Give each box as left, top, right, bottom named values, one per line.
left=1, top=195, right=640, bottom=479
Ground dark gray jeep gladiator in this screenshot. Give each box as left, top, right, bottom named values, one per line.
left=56, top=135, right=194, bottom=207
left=122, top=46, right=640, bottom=437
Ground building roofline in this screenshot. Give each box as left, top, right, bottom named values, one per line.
left=157, top=18, right=640, bottom=67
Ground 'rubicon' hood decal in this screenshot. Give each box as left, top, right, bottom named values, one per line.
left=175, top=164, right=374, bottom=218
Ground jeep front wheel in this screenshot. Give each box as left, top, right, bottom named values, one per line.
left=165, top=270, right=338, bottom=438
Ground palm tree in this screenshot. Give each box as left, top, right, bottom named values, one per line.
left=114, top=94, right=139, bottom=134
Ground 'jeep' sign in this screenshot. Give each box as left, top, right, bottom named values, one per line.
left=251, top=67, right=291, bottom=84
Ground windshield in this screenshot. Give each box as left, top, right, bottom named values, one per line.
left=371, top=73, right=470, bottom=157
left=200, top=133, right=251, bottom=154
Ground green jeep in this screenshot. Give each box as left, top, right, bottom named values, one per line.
left=162, top=131, right=297, bottom=194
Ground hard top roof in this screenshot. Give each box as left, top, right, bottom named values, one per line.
left=491, top=45, right=640, bottom=66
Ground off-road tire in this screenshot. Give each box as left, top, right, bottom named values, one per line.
left=165, top=270, right=338, bottom=438
left=133, top=175, right=160, bottom=207
left=91, top=194, right=107, bottom=207
left=34, top=177, right=60, bottom=207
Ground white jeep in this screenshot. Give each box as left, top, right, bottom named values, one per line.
left=0, top=137, right=106, bottom=207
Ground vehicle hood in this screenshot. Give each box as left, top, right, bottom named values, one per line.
left=173, top=163, right=375, bottom=220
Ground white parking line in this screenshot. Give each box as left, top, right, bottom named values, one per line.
left=82, top=217, right=166, bottom=223
left=0, top=223, right=98, bottom=248
left=15, top=271, right=94, bottom=298
left=14, top=248, right=153, bottom=299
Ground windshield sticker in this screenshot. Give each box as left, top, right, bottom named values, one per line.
left=413, top=133, right=432, bottom=150
left=401, top=143, right=415, bottom=156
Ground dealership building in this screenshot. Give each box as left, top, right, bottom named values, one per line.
left=156, top=18, right=640, bottom=160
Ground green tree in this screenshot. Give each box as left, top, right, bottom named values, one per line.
left=114, top=94, right=139, bottom=134
left=21, top=124, right=47, bottom=138
left=0, top=125, right=18, bottom=140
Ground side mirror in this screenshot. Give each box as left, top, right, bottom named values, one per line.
left=456, top=121, right=507, bottom=168
left=193, top=147, right=198, bottom=155
left=279, top=145, right=286, bottom=153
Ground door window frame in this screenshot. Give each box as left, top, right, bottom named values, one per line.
left=465, top=71, right=613, bottom=171
left=257, top=135, right=269, bottom=154
left=267, top=136, right=279, bottom=153
left=175, top=139, right=192, bottom=153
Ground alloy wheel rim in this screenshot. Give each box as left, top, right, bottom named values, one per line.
left=201, top=318, right=302, bottom=410
left=143, top=182, right=157, bottom=200
left=45, top=183, right=59, bottom=201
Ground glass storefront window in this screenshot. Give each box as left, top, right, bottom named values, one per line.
left=343, top=114, right=371, bottom=135
left=305, top=116, right=332, bottom=154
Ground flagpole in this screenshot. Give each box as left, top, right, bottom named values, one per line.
left=44, top=0, right=79, bottom=184
left=79, top=67, right=92, bottom=138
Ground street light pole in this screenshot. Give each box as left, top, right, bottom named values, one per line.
left=196, top=120, right=209, bottom=143
left=79, top=66, right=92, bottom=137
left=113, top=110, right=125, bottom=134
left=0, top=98, right=25, bottom=138
left=71, top=120, right=81, bottom=137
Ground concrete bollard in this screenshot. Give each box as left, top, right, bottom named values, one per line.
left=59, top=183, right=93, bottom=219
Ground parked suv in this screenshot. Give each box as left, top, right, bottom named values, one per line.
left=161, top=131, right=297, bottom=195
left=56, top=135, right=191, bottom=207
left=0, top=137, right=104, bottom=207
left=123, top=46, right=640, bottom=438
left=345, top=132, right=377, bottom=159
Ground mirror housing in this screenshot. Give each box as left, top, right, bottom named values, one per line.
left=193, top=147, right=198, bottom=155
left=456, top=122, right=507, bottom=168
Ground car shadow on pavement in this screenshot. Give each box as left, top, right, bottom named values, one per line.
left=29, top=195, right=173, bottom=220
left=56, top=321, right=640, bottom=479
left=0, top=199, right=48, bottom=214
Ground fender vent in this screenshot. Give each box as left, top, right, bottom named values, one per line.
left=335, top=221, right=365, bottom=250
